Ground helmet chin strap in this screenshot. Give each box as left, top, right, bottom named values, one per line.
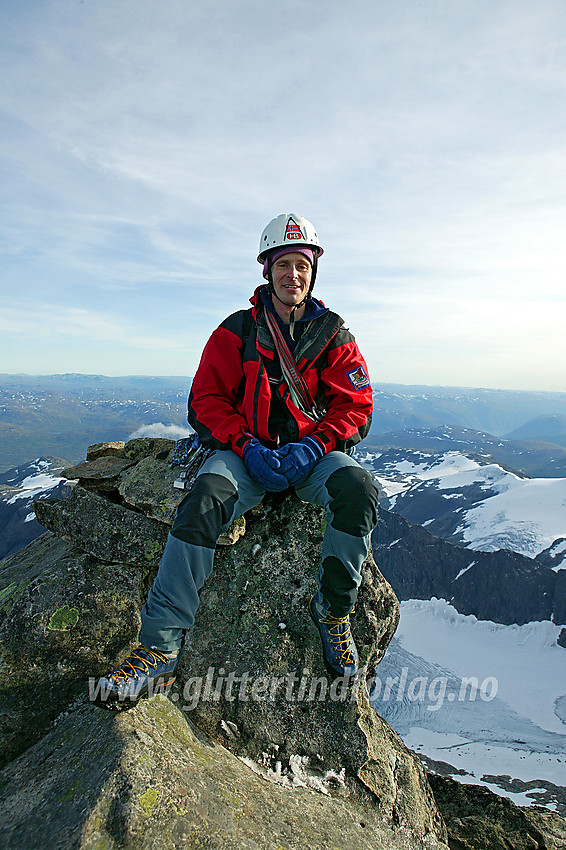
left=267, top=256, right=317, bottom=339
left=266, top=252, right=318, bottom=307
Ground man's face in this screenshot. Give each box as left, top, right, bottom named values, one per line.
left=271, top=252, right=313, bottom=307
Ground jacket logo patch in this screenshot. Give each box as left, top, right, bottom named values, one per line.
left=285, top=217, right=303, bottom=241
left=347, top=366, right=370, bottom=391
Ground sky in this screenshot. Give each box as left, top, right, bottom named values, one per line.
left=1, top=0, right=565, bottom=392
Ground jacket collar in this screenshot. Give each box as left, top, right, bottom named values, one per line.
left=250, top=285, right=344, bottom=366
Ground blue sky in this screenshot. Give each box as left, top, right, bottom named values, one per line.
left=1, top=0, right=565, bottom=391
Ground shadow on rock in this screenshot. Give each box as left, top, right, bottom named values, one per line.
left=0, top=695, right=447, bottom=850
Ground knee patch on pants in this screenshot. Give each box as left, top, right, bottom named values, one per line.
left=325, top=466, right=379, bottom=537
left=171, top=472, right=238, bottom=549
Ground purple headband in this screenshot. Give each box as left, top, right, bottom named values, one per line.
left=262, top=246, right=315, bottom=280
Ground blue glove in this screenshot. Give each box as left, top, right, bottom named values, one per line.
left=274, top=436, right=325, bottom=486
left=243, top=439, right=289, bottom=492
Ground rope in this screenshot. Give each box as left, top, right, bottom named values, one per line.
left=264, top=307, right=325, bottom=423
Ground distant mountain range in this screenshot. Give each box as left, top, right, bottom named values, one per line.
left=365, top=424, right=566, bottom=478
left=354, top=441, right=566, bottom=629
left=372, top=504, right=565, bottom=627
left=506, top=414, right=566, bottom=447
left=2, top=374, right=566, bottom=474
left=0, top=373, right=190, bottom=472
left=368, top=383, right=566, bottom=438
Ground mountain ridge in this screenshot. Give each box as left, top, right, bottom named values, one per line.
left=365, top=425, right=566, bottom=478
left=2, top=374, right=566, bottom=473
left=0, top=458, right=72, bottom=560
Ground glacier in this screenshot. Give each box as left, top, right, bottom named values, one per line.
left=372, top=599, right=566, bottom=812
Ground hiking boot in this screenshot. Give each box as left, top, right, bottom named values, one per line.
left=91, top=646, right=180, bottom=710
left=309, top=590, right=359, bottom=678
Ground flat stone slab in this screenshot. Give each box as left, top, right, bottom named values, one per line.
left=86, top=441, right=126, bottom=461
left=61, top=456, right=135, bottom=481
left=118, top=455, right=186, bottom=524
left=124, top=437, right=176, bottom=462
left=33, top=486, right=168, bottom=567
left=117, top=454, right=245, bottom=539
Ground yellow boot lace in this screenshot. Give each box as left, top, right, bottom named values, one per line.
left=109, top=647, right=172, bottom=683
left=319, top=609, right=356, bottom=666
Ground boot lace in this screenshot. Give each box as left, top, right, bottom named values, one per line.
left=319, top=610, right=356, bottom=666
left=109, top=647, right=170, bottom=683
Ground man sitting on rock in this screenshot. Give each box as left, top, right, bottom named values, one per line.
left=95, top=213, right=378, bottom=708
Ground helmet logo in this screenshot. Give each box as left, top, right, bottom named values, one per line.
left=284, top=217, right=303, bottom=241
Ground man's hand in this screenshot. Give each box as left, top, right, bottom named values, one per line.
left=243, top=439, right=289, bottom=492
left=274, top=436, right=324, bottom=486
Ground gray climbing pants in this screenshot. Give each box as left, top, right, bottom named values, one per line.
left=139, top=449, right=379, bottom=653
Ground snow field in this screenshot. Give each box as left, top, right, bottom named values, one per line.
left=371, top=599, right=566, bottom=809
left=396, top=599, right=566, bottom=735
left=359, top=448, right=566, bottom=561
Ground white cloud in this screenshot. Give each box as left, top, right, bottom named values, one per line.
left=0, top=303, right=191, bottom=352
left=0, top=0, right=565, bottom=389
left=128, top=423, right=192, bottom=441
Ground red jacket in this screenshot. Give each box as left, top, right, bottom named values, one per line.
left=188, top=288, right=373, bottom=458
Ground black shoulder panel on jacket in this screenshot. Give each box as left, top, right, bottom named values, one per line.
left=295, top=310, right=344, bottom=365
left=218, top=309, right=257, bottom=361
left=327, top=325, right=355, bottom=351
left=220, top=309, right=252, bottom=338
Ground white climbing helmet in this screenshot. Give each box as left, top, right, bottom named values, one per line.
left=257, top=213, right=324, bottom=262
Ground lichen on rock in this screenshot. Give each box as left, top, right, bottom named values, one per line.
left=48, top=605, right=80, bottom=631
left=0, top=533, right=150, bottom=769
left=117, top=455, right=185, bottom=524
left=34, top=486, right=168, bottom=567
left=0, top=696, right=447, bottom=850
left=123, top=437, right=176, bottom=462
left=2, top=436, right=561, bottom=848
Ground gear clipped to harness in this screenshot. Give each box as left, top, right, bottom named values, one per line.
left=171, top=434, right=214, bottom=491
